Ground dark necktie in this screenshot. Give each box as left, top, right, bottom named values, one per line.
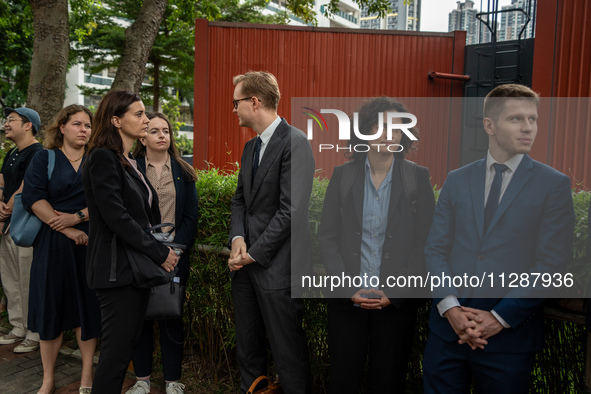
left=484, top=163, right=508, bottom=232
left=252, top=137, right=262, bottom=184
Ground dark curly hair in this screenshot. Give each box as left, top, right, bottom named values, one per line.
left=346, top=97, right=419, bottom=162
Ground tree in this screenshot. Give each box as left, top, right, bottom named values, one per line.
left=2, top=0, right=396, bottom=130
left=110, top=0, right=168, bottom=92
left=0, top=0, right=34, bottom=109
left=71, top=0, right=288, bottom=111
left=27, top=0, right=70, bottom=132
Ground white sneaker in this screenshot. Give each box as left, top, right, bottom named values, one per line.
left=0, top=332, right=24, bottom=345
left=13, top=338, right=39, bottom=353
left=166, top=382, right=185, bottom=394
left=125, top=380, right=150, bottom=394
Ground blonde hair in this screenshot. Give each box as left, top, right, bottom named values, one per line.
left=233, top=71, right=281, bottom=111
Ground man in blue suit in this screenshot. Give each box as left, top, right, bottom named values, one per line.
left=423, top=84, right=575, bottom=393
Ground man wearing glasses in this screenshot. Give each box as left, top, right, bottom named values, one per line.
left=228, top=71, right=315, bottom=393
left=0, top=107, right=43, bottom=353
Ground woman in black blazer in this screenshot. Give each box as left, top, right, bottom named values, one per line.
left=318, top=97, right=435, bottom=393
left=82, top=91, right=179, bottom=393
left=126, top=113, right=199, bottom=394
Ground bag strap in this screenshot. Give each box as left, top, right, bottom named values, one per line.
left=147, top=223, right=176, bottom=233
left=47, top=149, right=55, bottom=181
left=247, top=376, right=269, bottom=394
left=401, top=159, right=419, bottom=214
left=339, top=162, right=360, bottom=209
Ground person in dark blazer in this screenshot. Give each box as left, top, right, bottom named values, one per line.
left=318, top=97, right=435, bottom=393
left=228, top=71, right=315, bottom=394
left=82, top=91, right=179, bottom=393
left=423, top=84, right=575, bottom=393
left=127, top=112, right=199, bottom=394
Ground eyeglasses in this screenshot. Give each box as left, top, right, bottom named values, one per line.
left=232, top=97, right=254, bottom=109
left=3, top=117, right=23, bottom=125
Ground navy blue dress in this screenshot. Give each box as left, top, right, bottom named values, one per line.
left=22, top=149, right=101, bottom=341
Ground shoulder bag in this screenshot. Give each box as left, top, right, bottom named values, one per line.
left=10, top=150, right=55, bottom=247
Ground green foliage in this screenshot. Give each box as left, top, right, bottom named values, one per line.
left=69, top=0, right=288, bottom=117
left=568, top=190, right=591, bottom=297
left=0, top=0, right=34, bottom=108
left=186, top=169, right=591, bottom=392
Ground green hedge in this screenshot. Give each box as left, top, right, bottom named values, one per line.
left=188, top=167, right=590, bottom=392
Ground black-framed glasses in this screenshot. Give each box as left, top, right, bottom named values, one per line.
left=232, top=97, right=254, bottom=109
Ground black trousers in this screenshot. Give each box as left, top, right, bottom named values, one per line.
left=232, top=268, right=311, bottom=394
left=327, top=302, right=417, bottom=394
left=132, top=317, right=184, bottom=381
left=92, top=285, right=150, bottom=393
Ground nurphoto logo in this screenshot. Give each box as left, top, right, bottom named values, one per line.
left=302, top=107, right=417, bottom=153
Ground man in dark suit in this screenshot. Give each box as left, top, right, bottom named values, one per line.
left=423, top=84, right=575, bottom=393
left=228, top=71, right=315, bottom=394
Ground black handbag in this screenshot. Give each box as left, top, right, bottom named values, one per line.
left=125, top=223, right=186, bottom=289
left=145, top=278, right=186, bottom=320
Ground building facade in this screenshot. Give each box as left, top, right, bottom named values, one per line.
left=360, top=0, right=421, bottom=31
left=448, top=0, right=493, bottom=45
left=498, top=0, right=536, bottom=41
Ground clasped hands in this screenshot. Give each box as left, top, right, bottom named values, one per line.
left=48, top=210, right=81, bottom=231
left=351, top=289, right=392, bottom=309
left=161, top=247, right=180, bottom=272
left=228, top=237, right=254, bottom=271
left=444, top=306, right=504, bottom=350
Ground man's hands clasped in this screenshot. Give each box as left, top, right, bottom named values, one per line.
left=444, top=306, right=504, bottom=350
left=228, top=237, right=254, bottom=271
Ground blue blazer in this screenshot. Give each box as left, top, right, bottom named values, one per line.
left=425, top=154, right=574, bottom=353
left=138, top=156, right=199, bottom=284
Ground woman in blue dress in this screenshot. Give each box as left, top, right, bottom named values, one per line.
left=22, top=104, right=101, bottom=394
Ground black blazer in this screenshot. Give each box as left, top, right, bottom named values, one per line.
left=228, top=118, right=315, bottom=291
left=83, top=148, right=169, bottom=289
left=137, top=157, right=199, bottom=285
left=318, top=157, right=435, bottom=308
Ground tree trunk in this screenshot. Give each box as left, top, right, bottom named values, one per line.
left=27, top=0, right=69, bottom=134
left=153, top=58, right=160, bottom=112
left=110, top=0, right=168, bottom=93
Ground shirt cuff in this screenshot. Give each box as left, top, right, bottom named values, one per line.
left=247, top=253, right=255, bottom=262
left=437, top=295, right=461, bottom=317
left=491, top=309, right=511, bottom=328
left=231, top=236, right=244, bottom=243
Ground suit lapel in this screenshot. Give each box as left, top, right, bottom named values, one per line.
left=470, top=159, right=487, bottom=240
left=125, top=165, right=152, bottom=218
left=250, top=119, right=287, bottom=197
left=171, top=159, right=183, bottom=223
left=387, top=158, right=403, bottom=222
left=484, top=155, right=533, bottom=237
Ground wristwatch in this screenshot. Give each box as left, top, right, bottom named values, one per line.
left=76, top=211, right=85, bottom=221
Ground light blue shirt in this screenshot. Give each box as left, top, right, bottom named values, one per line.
left=359, top=156, right=395, bottom=289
